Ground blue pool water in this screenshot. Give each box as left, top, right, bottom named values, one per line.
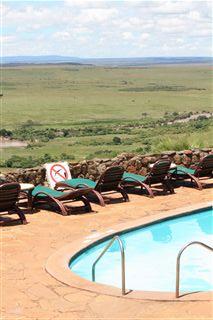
left=70, top=208, right=213, bottom=292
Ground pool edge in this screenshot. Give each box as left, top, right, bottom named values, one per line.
left=46, top=201, right=213, bottom=301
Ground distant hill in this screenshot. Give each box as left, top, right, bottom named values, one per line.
left=2, top=55, right=82, bottom=64
left=2, top=55, right=212, bottom=66
left=85, top=56, right=213, bottom=66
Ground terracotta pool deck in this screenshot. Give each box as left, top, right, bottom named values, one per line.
left=1, top=183, right=213, bottom=319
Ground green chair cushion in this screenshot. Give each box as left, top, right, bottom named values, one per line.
left=170, top=165, right=195, bottom=175
left=61, top=178, right=96, bottom=189
left=32, top=185, right=64, bottom=198
left=123, top=172, right=146, bottom=182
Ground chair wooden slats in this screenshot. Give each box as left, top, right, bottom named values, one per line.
left=0, top=183, right=27, bottom=224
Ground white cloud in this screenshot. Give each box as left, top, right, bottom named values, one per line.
left=158, top=17, right=185, bottom=28
left=3, top=0, right=212, bottom=57
left=75, top=8, right=118, bottom=24
left=188, top=10, right=201, bottom=21
left=150, top=1, right=192, bottom=14
left=176, top=38, right=184, bottom=44
left=53, top=31, right=71, bottom=40
left=64, top=0, right=108, bottom=8
left=0, top=35, right=14, bottom=43
left=192, top=28, right=212, bottom=37
left=4, top=4, right=73, bottom=31
left=122, top=32, right=134, bottom=40
left=140, top=32, right=150, bottom=41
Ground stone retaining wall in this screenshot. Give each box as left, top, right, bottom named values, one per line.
left=1, top=149, right=212, bottom=185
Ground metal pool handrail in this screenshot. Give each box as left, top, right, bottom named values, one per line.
left=176, top=241, right=213, bottom=298
left=92, top=235, right=126, bottom=295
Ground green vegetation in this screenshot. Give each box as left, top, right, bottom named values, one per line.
left=2, top=153, right=74, bottom=169
left=1, top=64, right=212, bottom=168
left=2, top=64, right=212, bottom=127
left=119, top=84, right=206, bottom=92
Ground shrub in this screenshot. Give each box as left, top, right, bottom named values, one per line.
left=4, top=155, right=36, bottom=168
left=152, top=133, right=211, bottom=153
left=61, top=153, right=75, bottom=160
left=0, top=128, right=13, bottom=138
left=135, top=145, right=151, bottom=154
left=1, top=152, right=76, bottom=168
left=112, top=136, right=122, bottom=145
left=86, top=150, right=117, bottom=160
left=21, top=120, right=40, bottom=128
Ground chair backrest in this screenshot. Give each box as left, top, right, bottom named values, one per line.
left=95, top=166, right=124, bottom=192
left=148, top=159, right=171, bottom=183
left=195, top=154, right=213, bottom=177
left=44, top=162, right=72, bottom=189
left=0, top=183, right=20, bottom=212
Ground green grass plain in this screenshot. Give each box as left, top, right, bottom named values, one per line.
left=1, top=64, right=213, bottom=166
left=3, top=64, right=212, bottom=127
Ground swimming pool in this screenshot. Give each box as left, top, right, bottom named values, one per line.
left=70, top=208, right=213, bottom=293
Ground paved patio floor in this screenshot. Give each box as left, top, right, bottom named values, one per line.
left=1, top=182, right=213, bottom=319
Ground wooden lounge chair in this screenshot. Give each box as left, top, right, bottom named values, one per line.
left=121, top=159, right=174, bottom=197
left=170, top=154, right=213, bottom=190
left=56, top=166, right=129, bottom=206
left=0, top=183, right=27, bottom=224
left=32, top=186, right=93, bottom=215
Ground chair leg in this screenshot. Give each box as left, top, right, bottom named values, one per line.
left=189, top=174, right=202, bottom=190
left=180, top=173, right=202, bottom=190
left=164, top=180, right=175, bottom=194
left=118, top=186, right=129, bottom=202
left=14, top=205, right=27, bottom=224
left=139, top=182, right=154, bottom=198
left=32, top=194, right=68, bottom=216
left=122, top=180, right=154, bottom=198
left=27, top=190, right=33, bottom=213
left=172, top=172, right=203, bottom=190
left=52, top=198, right=69, bottom=216
left=80, top=196, right=92, bottom=212
left=57, top=185, right=105, bottom=207
left=91, top=190, right=106, bottom=207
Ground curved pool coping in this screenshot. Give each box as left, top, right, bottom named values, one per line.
left=46, top=202, right=213, bottom=301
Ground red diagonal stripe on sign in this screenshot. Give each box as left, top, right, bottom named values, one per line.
left=52, top=167, right=67, bottom=180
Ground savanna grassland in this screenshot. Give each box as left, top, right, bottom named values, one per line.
left=1, top=64, right=212, bottom=168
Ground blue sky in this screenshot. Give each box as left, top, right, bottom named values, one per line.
left=2, top=0, right=212, bottom=57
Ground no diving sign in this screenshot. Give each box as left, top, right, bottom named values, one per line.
left=44, top=162, right=71, bottom=188
left=50, top=163, right=69, bottom=183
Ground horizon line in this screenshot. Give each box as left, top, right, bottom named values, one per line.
left=3, top=55, right=213, bottom=58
